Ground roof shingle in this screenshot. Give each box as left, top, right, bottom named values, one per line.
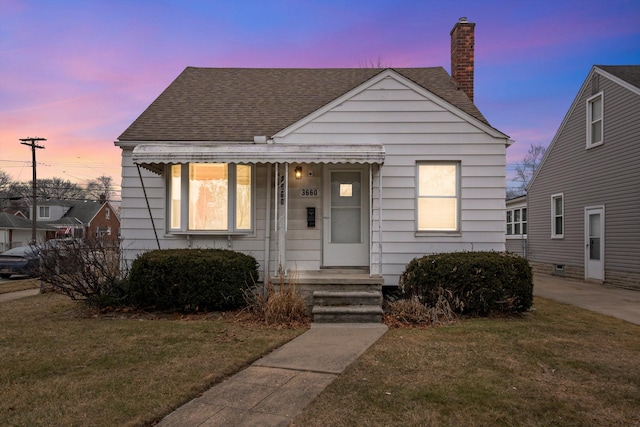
left=118, top=67, right=490, bottom=142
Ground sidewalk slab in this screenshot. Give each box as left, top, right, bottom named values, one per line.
left=0, top=288, right=39, bottom=302
left=158, top=323, right=387, bottom=426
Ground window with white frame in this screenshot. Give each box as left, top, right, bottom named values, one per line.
left=38, top=206, right=50, bottom=219
left=105, top=208, right=110, bottom=220
left=168, top=163, right=253, bottom=233
left=551, top=193, right=564, bottom=238
left=417, top=162, right=459, bottom=231
left=507, top=207, right=527, bottom=236
left=587, top=92, right=603, bottom=148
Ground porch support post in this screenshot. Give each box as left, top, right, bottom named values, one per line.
left=276, top=163, right=288, bottom=276
left=264, top=163, right=272, bottom=285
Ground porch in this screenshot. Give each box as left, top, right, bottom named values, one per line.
left=269, top=269, right=385, bottom=323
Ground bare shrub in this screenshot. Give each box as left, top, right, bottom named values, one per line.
left=244, top=271, right=309, bottom=326
left=35, top=238, right=125, bottom=306
left=386, top=288, right=463, bottom=327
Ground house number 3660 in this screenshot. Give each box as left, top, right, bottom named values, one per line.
left=300, top=188, right=319, bottom=197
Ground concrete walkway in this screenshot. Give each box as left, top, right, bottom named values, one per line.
left=0, top=288, right=39, bottom=303
left=157, top=323, right=388, bottom=427
left=533, top=274, right=640, bottom=325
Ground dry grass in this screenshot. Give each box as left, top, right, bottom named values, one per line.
left=293, top=296, right=640, bottom=427
left=244, top=272, right=310, bottom=327
left=0, top=277, right=39, bottom=294
left=385, top=289, right=462, bottom=327
left=0, top=293, right=305, bottom=426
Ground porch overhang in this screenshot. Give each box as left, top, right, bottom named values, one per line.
left=132, top=143, right=385, bottom=173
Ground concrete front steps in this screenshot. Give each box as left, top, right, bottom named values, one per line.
left=270, top=269, right=385, bottom=323
left=312, top=290, right=383, bottom=323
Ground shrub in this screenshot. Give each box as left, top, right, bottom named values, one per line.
left=398, top=251, right=533, bottom=317
left=35, top=238, right=123, bottom=307
left=128, top=248, right=258, bottom=312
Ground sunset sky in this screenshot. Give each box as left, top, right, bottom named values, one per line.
left=1, top=0, right=639, bottom=199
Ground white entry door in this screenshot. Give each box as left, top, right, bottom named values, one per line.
left=585, top=206, right=605, bottom=281
left=322, top=166, right=369, bottom=267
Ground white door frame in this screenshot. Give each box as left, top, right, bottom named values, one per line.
left=584, top=205, right=605, bottom=281
left=322, top=164, right=369, bottom=267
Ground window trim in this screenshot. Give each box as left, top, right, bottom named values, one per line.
left=506, top=207, right=527, bottom=238
left=166, top=163, right=256, bottom=235
left=551, top=193, right=564, bottom=239
left=38, top=206, right=50, bottom=219
left=415, top=161, right=461, bottom=234
left=586, top=92, right=604, bottom=149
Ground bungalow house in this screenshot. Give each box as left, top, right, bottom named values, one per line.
left=0, top=212, right=55, bottom=252
left=115, top=19, right=512, bottom=318
left=527, top=65, right=640, bottom=290
left=31, top=199, right=121, bottom=244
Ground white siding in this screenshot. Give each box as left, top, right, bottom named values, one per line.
left=118, top=73, right=508, bottom=285
left=277, top=75, right=507, bottom=285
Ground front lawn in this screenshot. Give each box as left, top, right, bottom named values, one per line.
left=293, top=297, right=640, bottom=426
left=0, top=294, right=305, bottom=426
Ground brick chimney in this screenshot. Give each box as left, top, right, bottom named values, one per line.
left=450, top=17, right=475, bottom=102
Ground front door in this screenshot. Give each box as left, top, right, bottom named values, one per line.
left=322, top=165, right=369, bottom=267
left=585, top=206, right=604, bottom=281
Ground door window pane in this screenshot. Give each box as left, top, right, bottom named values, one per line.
left=331, top=172, right=361, bottom=243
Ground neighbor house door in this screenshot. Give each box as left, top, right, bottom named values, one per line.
left=585, top=206, right=604, bottom=281
left=322, top=165, right=369, bottom=267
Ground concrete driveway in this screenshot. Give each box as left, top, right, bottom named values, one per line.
left=534, top=274, right=640, bottom=325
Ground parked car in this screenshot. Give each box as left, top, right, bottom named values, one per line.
left=0, top=246, right=40, bottom=279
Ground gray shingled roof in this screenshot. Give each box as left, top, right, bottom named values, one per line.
left=118, top=67, right=490, bottom=142
left=598, top=65, right=640, bottom=89
left=0, top=212, right=56, bottom=230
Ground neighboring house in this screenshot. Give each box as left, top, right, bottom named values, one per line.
left=506, top=195, right=527, bottom=257
left=0, top=212, right=55, bottom=252
left=527, top=65, right=640, bottom=290
left=115, top=18, right=512, bottom=288
left=30, top=199, right=121, bottom=244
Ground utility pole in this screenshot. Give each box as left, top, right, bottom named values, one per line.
left=20, top=137, right=46, bottom=244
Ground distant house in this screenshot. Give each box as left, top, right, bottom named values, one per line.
left=30, top=199, right=121, bottom=244
left=0, top=212, right=55, bottom=252
left=115, top=18, right=512, bottom=289
left=505, top=195, right=527, bottom=257
left=527, top=65, right=640, bottom=290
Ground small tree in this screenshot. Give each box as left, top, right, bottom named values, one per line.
left=36, top=238, right=124, bottom=306
left=509, top=143, right=546, bottom=197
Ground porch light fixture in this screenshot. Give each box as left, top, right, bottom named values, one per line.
left=294, top=166, right=303, bottom=180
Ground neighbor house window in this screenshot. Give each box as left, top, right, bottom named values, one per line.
left=551, top=193, right=563, bottom=238
left=507, top=207, right=527, bottom=236
left=417, top=162, right=459, bottom=231
left=169, top=163, right=253, bottom=232
left=587, top=92, right=603, bottom=148
left=38, top=206, right=50, bottom=219
left=105, top=208, right=110, bottom=220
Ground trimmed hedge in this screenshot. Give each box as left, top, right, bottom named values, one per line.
left=398, top=251, right=533, bottom=316
left=128, top=248, right=259, bottom=312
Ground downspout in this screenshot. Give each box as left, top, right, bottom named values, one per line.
left=378, top=164, right=383, bottom=277
left=264, top=164, right=272, bottom=285
left=369, top=164, right=373, bottom=277
left=136, top=164, right=161, bottom=250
